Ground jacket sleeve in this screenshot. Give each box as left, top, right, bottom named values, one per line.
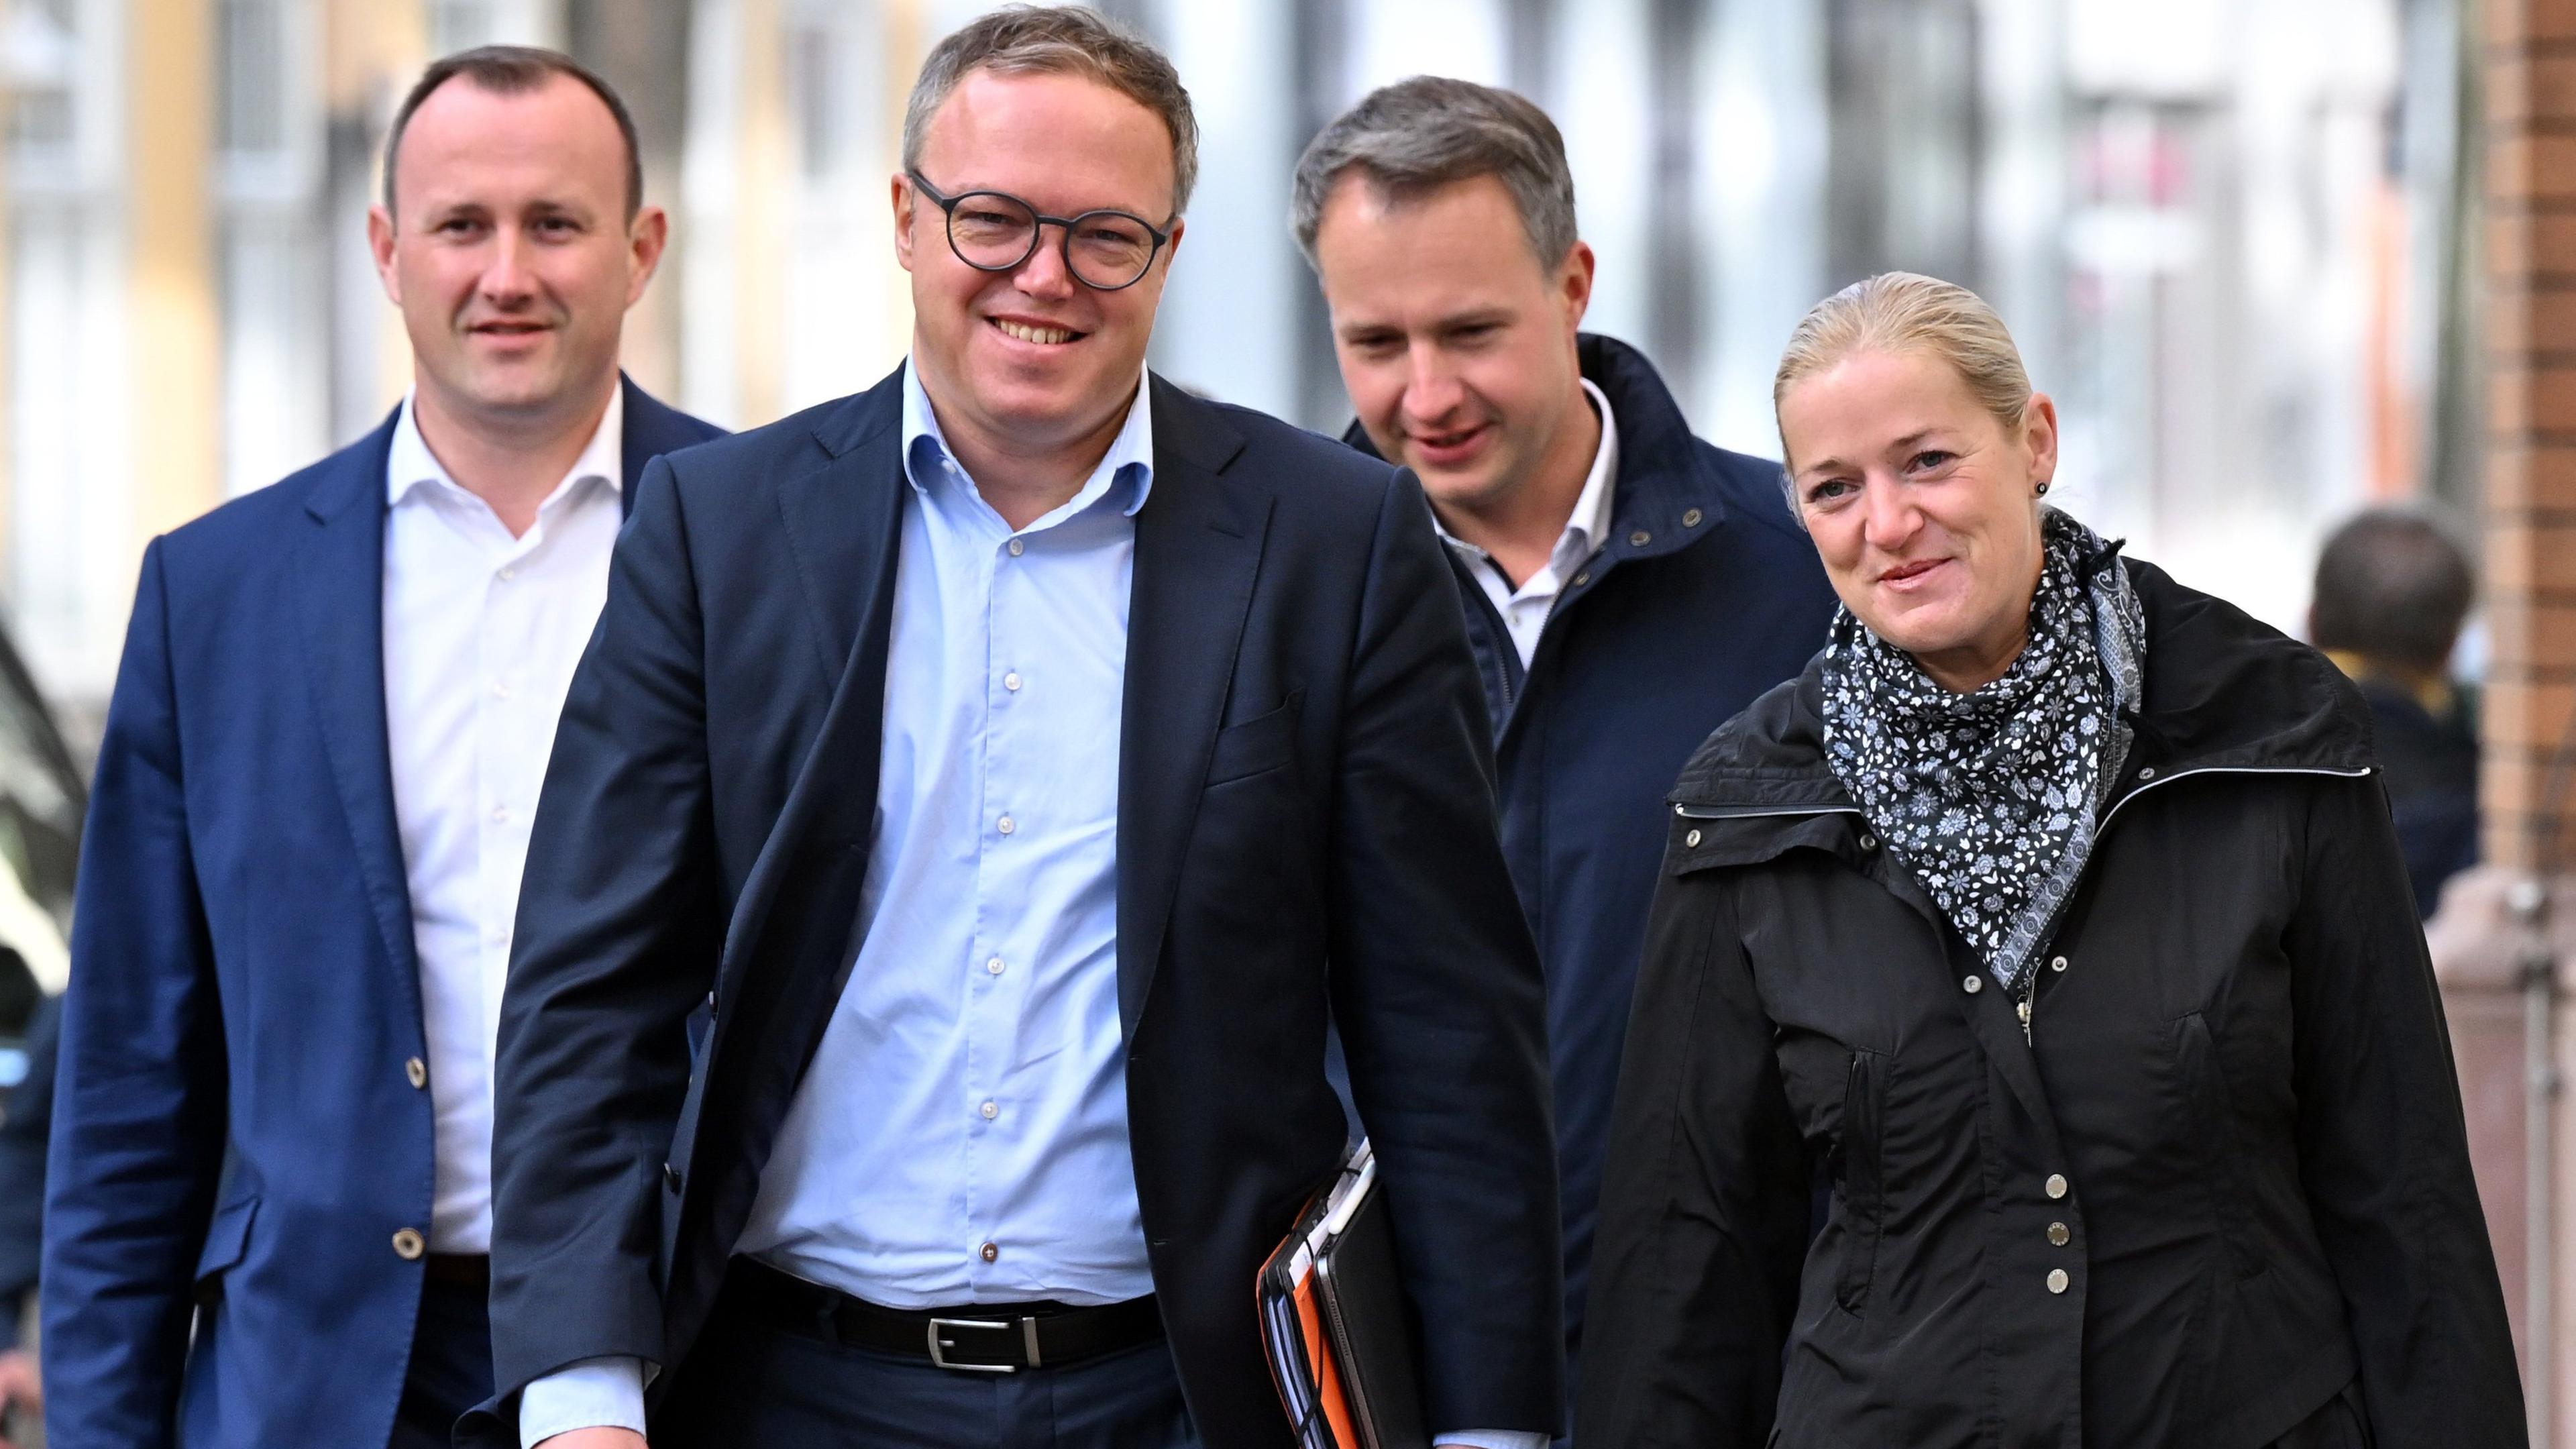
left=41, top=538, right=227, bottom=1449
left=485, top=455, right=722, bottom=1400
left=1323, top=470, right=1562, bottom=1436
left=1576, top=864, right=1809, bottom=1449
left=2286, top=773, right=2526, bottom=1444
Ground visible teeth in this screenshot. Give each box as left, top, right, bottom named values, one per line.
left=997, top=319, right=1076, bottom=345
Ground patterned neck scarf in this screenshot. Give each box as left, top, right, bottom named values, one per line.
left=1819, top=508, right=2147, bottom=991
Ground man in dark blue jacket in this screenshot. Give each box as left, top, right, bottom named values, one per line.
left=41, top=48, right=720, bottom=1449
left=1296, top=76, right=1840, bottom=1422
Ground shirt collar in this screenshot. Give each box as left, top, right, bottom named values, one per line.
left=900, top=356, right=1157, bottom=519
left=1432, top=375, right=1620, bottom=561
left=386, top=384, right=625, bottom=509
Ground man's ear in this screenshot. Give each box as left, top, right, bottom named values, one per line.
left=625, top=205, right=671, bottom=308
left=891, top=172, right=918, bottom=272
left=1559, top=239, right=1597, bottom=329
left=367, top=205, right=402, bottom=305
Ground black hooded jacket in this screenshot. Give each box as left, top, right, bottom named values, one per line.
left=1578, top=558, right=2522, bottom=1448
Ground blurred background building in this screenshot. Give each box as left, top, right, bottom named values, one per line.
left=0, top=0, right=2476, bottom=733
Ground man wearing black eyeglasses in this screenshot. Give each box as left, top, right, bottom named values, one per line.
left=470, top=7, right=1560, bottom=1449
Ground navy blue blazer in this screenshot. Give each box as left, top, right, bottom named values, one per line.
left=464, top=368, right=1562, bottom=1448
left=41, top=379, right=722, bottom=1449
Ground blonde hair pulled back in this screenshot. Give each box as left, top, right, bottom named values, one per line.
left=1773, top=272, right=2035, bottom=478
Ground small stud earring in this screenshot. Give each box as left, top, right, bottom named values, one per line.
left=2035, top=480, right=2051, bottom=496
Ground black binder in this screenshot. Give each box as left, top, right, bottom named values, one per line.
left=1256, top=1140, right=1430, bottom=1449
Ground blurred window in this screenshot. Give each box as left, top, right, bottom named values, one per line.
left=433, top=1, right=498, bottom=55
left=217, top=0, right=286, bottom=156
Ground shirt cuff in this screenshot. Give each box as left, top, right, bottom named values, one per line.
left=520, top=1356, right=648, bottom=1446
left=1435, top=1433, right=1552, bottom=1449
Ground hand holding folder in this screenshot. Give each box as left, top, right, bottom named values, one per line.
left=1256, top=1139, right=1432, bottom=1449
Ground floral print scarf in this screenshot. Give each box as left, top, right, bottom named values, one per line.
left=1819, top=508, right=2147, bottom=991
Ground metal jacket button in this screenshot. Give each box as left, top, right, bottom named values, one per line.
left=392, top=1228, right=425, bottom=1260
left=2050, top=955, right=2069, bottom=973
left=405, top=1057, right=427, bottom=1089
left=1685, top=829, right=1702, bottom=847
left=2047, top=1268, right=2070, bottom=1294
left=2048, top=1222, right=2071, bottom=1246
left=2045, top=1173, right=2070, bottom=1199
left=1963, top=975, right=1984, bottom=994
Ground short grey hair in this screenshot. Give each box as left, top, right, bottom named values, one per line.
left=1291, top=76, right=1578, bottom=270
left=902, top=5, right=1199, bottom=215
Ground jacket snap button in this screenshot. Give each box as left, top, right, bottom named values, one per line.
left=2045, top=1173, right=2069, bottom=1199
left=1572, top=572, right=1590, bottom=588
left=405, top=1057, right=427, bottom=1089
left=1858, top=833, right=1878, bottom=850
left=392, top=1228, right=425, bottom=1260
left=2050, top=956, right=2068, bottom=973
left=1685, top=828, right=1702, bottom=847
left=2048, top=1222, right=2071, bottom=1246
left=1682, top=508, right=1703, bottom=527
left=1962, top=975, right=1983, bottom=994
left=2137, top=766, right=2157, bottom=780
left=2047, top=1268, right=2070, bottom=1294
left=1629, top=530, right=1652, bottom=547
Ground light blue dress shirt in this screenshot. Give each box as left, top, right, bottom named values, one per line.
left=519, top=363, right=1543, bottom=1449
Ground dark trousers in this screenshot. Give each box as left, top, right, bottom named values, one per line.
left=654, top=1281, right=1201, bottom=1449
left=388, top=1277, right=494, bottom=1449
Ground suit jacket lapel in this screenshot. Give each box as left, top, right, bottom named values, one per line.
left=1116, top=378, right=1265, bottom=1037
left=294, top=413, right=424, bottom=1006
left=616, top=372, right=714, bottom=517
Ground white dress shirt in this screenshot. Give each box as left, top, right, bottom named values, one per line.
left=385, top=388, right=624, bottom=1256
left=1435, top=377, right=1619, bottom=668
left=520, top=367, right=1546, bottom=1449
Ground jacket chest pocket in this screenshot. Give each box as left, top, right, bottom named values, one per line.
left=2174, top=1011, right=2266, bottom=1280
left=1205, top=690, right=1301, bottom=788
left=1833, top=1047, right=1888, bottom=1313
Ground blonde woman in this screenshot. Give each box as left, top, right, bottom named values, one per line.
left=1578, top=274, right=2521, bottom=1448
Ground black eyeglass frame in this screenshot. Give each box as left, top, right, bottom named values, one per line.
left=906, top=171, right=1175, bottom=292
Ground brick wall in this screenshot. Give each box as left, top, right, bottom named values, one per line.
left=2489, top=0, right=2576, bottom=869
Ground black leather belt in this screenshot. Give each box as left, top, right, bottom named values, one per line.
left=727, top=1256, right=1165, bottom=1373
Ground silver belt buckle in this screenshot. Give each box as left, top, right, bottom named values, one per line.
left=926, top=1316, right=1018, bottom=1373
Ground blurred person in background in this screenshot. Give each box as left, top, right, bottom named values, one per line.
left=40, top=46, right=718, bottom=1449
left=474, top=9, right=1557, bottom=1449
left=2310, top=510, right=2480, bottom=917
left=1580, top=273, right=2521, bottom=1447
left=1293, top=75, right=1838, bottom=1422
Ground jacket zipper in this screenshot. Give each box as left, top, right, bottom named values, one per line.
left=2019, top=762, right=2373, bottom=1046
left=1675, top=763, right=2373, bottom=1049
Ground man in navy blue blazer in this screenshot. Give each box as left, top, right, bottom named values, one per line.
left=474, top=10, right=1558, bottom=1449
left=41, top=47, right=720, bottom=1449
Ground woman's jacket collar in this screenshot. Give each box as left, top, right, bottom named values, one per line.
left=1666, top=557, right=2378, bottom=865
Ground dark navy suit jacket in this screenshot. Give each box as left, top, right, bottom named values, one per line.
left=41, top=379, right=721, bottom=1449
left=462, top=368, right=1562, bottom=1448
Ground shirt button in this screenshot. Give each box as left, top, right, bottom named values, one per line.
left=2051, top=955, right=2070, bottom=973
left=392, top=1228, right=426, bottom=1260
left=2045, top=1173, right=2070, bottom=1199
left=2046, top=1268, right=2070, bottom=1294
left=996, top=814, right=1016, bottom=835
left=1003, top=672, right=1022, bottom=692
left=405, top=1057, right=427, bottom=1089
left=2048, top=1221, right=2071, bottom=1246
left=490, top=805, right=511, bottom=825
left=1007, top=539, right=1025, bottom=557
left=489, top=680, right=512, bottom=700
left=980, top=1100, right=999, bottom=1120
left=980, top=1242, right=1000, bottom=1263
left=986, top=957, right=1006, bottom=975
left=1962, top=975, right=1984, bottom=994
left=497, top=566, right=517, bottom=582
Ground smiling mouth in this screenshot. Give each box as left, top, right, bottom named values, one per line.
left=1411, top=423, right=1489, bottom=453
left=993, top=318, right=1085, bottom=346
left=1879, top=558, right=1949, bottom=584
